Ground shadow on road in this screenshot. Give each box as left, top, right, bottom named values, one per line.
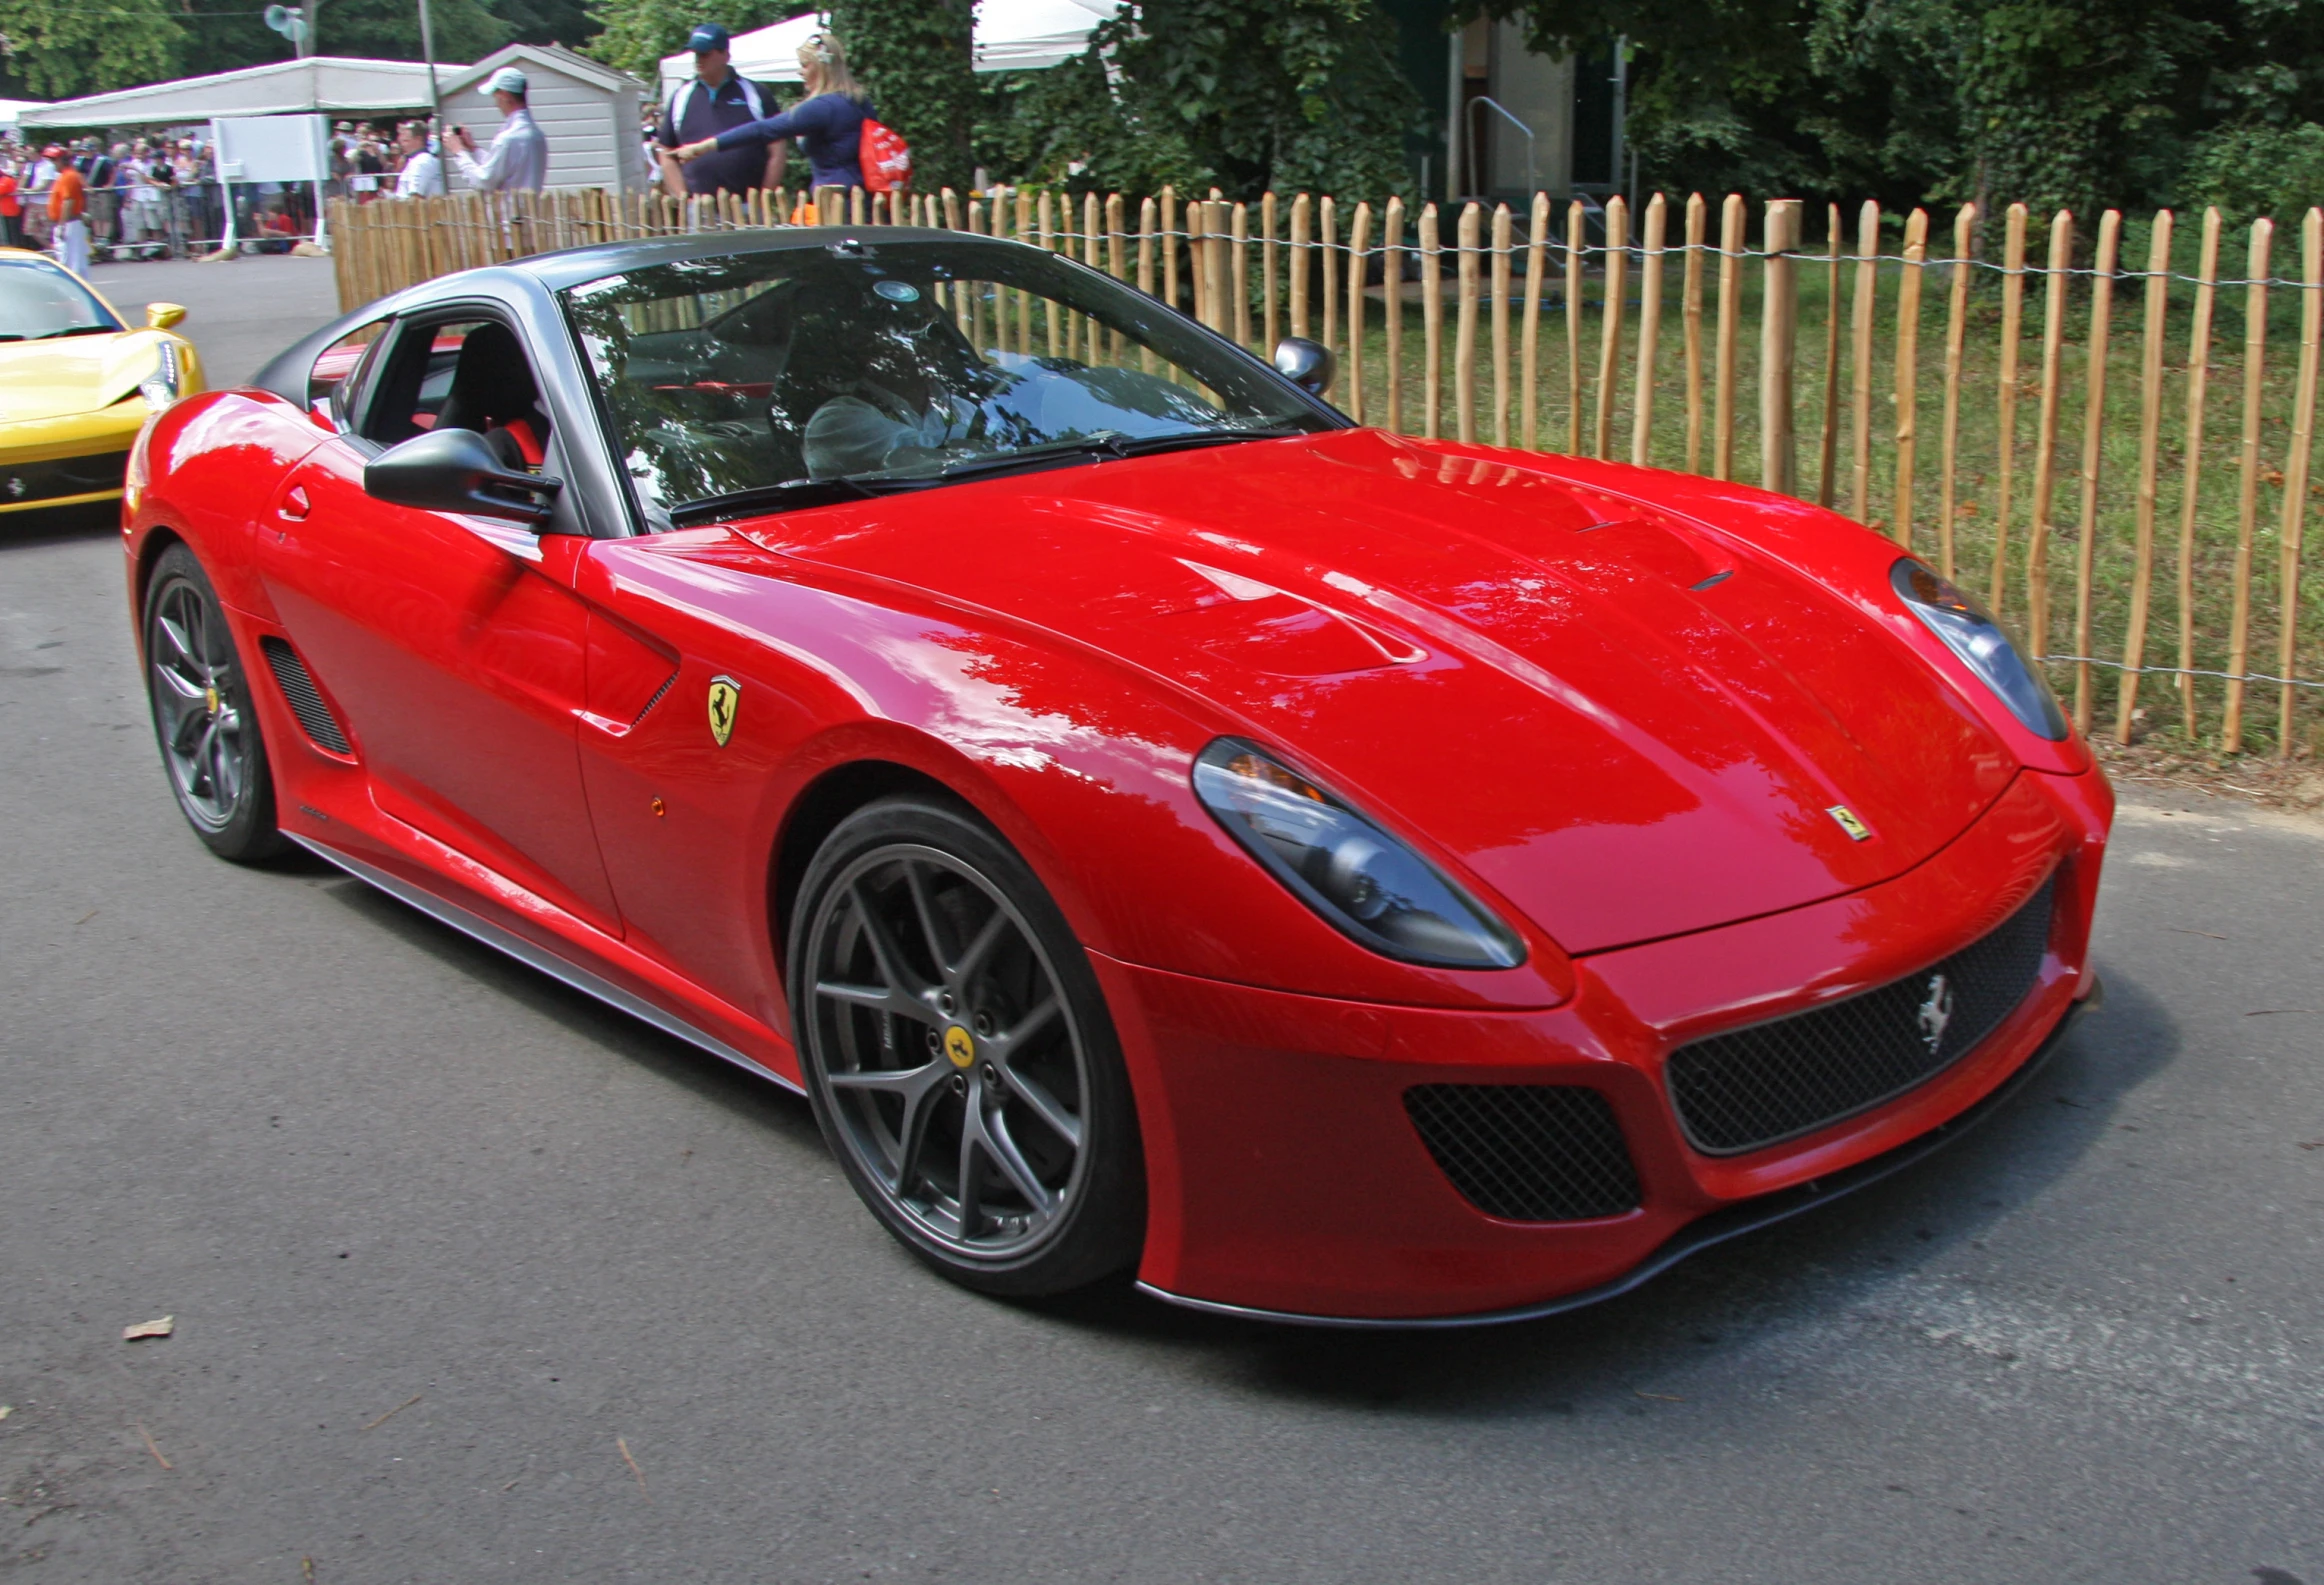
left=306, top=856, right=2181, bottom=1424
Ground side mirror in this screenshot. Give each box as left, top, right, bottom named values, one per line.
left=364, top=427, right=563, bottom=526
left=146, top=302, right=187, bottom=330
left=1272, top=335, right=1335, bottom=398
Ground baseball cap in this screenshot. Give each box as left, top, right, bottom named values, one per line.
left=487, top=66, right=528, bottom=95
left=688, top=22, right=730, bottom=52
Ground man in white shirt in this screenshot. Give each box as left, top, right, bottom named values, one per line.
left=450, top=67, right=548, bottom=193
left=393, top=121, right=446, bottom=197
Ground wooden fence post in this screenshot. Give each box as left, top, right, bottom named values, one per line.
left=1938, top=204, right=1976, bottom=580
left=1289, top=192, right=1310, bottom=338
left=1683, top=192, right=1706, bottom=473
left=1261, top=192, right=1279, bottom=350
left=2072, top=209, right=2122, bottom=732
left=1760, top=198, right=1803, bottom=495
left=2117, top=208, right=2174, bottom=744
left=1892, top=207, right=1928, bottom=547
left=2026, top=209, right=2075, bottom=657
left=1384, top=196, right=1406, bottom=434
left=1849, top=200, right=1880, bottom=521
left=1594, top=195, right=1628, bottom=458
left=1992, top=204, right=2030, bottom=615
left=1522, top=192, right=1549, bottom=451
left=1714, top=193, right=1743, bottom=479
left=1232, top=201, right=1251, bottom=349
left=1567, top=198, right=1587, bottom=457
left=1490, top=203, right=1513, bottom=446
left=1422, top=202, right=1443, bottom=439
left=2279, top=207, right=2322, bottom=753
left=2225, top=217, right=2275, bottom=751
left=2178, top=208, right=2223, bottom=737
left=1456, top=201, right=1482, bottom=444
left=1348, top=201, right=1371, bottom=423
left=1632, top=191, right=1666, bottom=466
left=1320, top=195, right=1339, bottom=357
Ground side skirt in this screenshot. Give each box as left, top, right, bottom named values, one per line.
left=1137, top=978, right=2103, bottom=1331
left=291, top=832, right=803, bottom=1096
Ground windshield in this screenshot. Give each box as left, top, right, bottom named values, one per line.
left=561, top=237, right=1336, bottom=525
left=0, top=258, right=122, bottom=342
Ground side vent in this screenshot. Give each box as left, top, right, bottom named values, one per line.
left=634, top=669, right=679, bottom=725
left=258, top=636, right=354, bottom=755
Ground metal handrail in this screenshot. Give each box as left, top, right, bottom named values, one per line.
left=1463, top=94, right=1537, bottom=198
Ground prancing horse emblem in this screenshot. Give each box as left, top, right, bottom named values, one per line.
left=1916, top=973, right=1955, bottom=1055
left=706, top=674, right=741, bottom=747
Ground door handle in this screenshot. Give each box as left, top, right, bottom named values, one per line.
left=279, top=485, right=311, bottom=521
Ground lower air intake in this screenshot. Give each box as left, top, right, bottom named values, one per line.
left=258, top=636, right=353, bottom=755
left=1404, top=1084, right=1642, bottom=1221
left=1666, top=873, right=2057, bottom=1157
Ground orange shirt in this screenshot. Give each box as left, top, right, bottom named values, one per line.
left=0, top=173, right=18, bottom=219
left=48, top=166, right=84, bottom=222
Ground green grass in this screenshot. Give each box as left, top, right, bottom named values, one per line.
left=1212, top=221, right=2324, bottom=759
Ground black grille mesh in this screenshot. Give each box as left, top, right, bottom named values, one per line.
left=1404, top=1084, right=1642, bottom=1221
left=1666, top=874, right=2057, bottom=1156
left=0, top=448, right=128, bottom=505
left=258, top=636, right=353, bottom=755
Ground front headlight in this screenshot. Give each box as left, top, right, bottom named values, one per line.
left=1192, top=739, right=1526, bottom=969
left=139, top=339, right=180, bottom=409
left=1891, top=559, right=2067, bottom=740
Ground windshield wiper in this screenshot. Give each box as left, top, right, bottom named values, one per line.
left=898, top=424, right=1311, bottom=486
left=28, top=325, right=119, bottom=340
left=667, top=475, right=885, bottom=527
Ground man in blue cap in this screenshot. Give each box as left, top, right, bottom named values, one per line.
left=656, top=23, right=786, bottom=198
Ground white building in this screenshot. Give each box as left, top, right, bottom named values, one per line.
left=439, top=43, right=652, bottom=194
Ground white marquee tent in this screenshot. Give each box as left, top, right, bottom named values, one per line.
left=657, top=0, right=1116, bottom=97
left=18, top=58, right=457, bottom=129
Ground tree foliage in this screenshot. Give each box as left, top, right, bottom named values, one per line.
left=1493, top=0, right=2324, bottom=217
left=585, top=0, right=793, bottom=85
left=829, top=0, right=978, bottom=192
left=0, top=0, right=597, bottom=105
left=0, top=0, right=184, bottom=99
left=977, top=0, right=1424, bottom=198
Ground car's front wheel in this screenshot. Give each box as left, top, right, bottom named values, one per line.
left=142, top=542, right=288, bottom=863
left=790, top=797, right=1144, bottom=1296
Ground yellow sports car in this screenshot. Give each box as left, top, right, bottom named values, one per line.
left=0, top=247, right=201, bottom=517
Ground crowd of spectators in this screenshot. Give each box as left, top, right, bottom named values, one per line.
left=0, top=109, right=535, bottom=270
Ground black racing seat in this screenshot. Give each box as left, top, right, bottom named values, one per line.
left=436, top=322, right=551, bottom=466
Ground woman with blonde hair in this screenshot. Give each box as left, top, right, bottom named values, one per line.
left=675, top=30, right=875, bottom=194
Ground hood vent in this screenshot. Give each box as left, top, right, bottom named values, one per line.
left=258, top=636, right=353, bottom=756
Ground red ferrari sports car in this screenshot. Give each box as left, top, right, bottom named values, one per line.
left=124, top=227, right=2110, bottom=1324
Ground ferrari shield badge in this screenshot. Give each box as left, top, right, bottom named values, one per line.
left=706, top=674, right=742, bottom=747
left=1826, top=804, right=1872, bottom=842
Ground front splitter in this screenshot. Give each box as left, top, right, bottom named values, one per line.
left=1135, top=976, right=2103, bottom=1330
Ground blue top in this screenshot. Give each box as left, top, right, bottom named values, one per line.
left=713, top=92, right=870, bottom=190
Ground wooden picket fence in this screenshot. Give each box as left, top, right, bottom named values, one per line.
left=327, top=185, right=2324, bottom=758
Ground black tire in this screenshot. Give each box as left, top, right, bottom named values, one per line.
left=789, top=796, right=1144, bottom=1296
left=141, top=542, right=290, bottom=864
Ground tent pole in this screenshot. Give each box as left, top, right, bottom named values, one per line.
left=417, top=0, right=442, bottom=132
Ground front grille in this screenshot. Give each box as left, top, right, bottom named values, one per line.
left=259, top=636, right=353, bottom=755
left=1666, top=873, right=2057, bottom=1156
left=0, top=448, right=129, bottom=505
left=1405, top=1084, right=1642, bottom=1221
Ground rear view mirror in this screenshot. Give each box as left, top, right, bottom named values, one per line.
left=1272, top=336, right=1336, bottom=398
left=364, top=427, right=562, bottom=526
left=146, top=302, right=187, bottom=330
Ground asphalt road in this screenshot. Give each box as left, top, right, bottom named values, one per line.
left=3, top=257, right=2321, bottom=1584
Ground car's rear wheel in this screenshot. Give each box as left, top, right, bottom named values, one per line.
left=790, top=797, right=1143, bottom=1296
left=143, top=542, right=288, bottom=863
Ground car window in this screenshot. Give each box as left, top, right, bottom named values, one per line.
left=364, top=317, right=553, bottom=472
left=560, top=239, right=1332, bottom=526
left=308, top=320, right=388, bottom=426
left=0, top=257, right=123, bottom=341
